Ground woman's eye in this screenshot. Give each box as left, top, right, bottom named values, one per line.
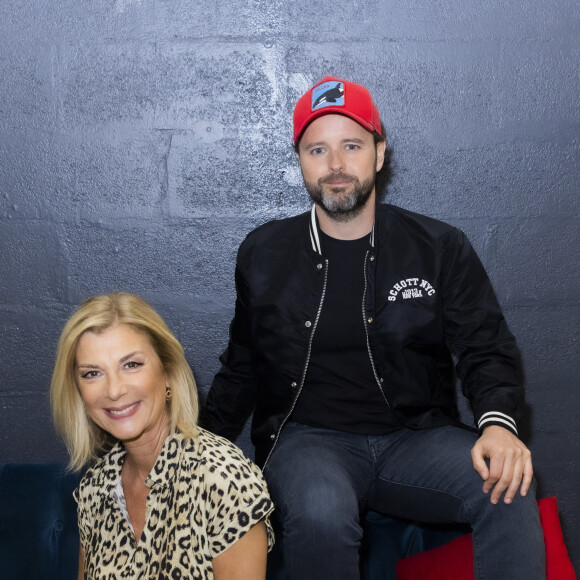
left=81, top=370, right=99, bottom=379
left=125, top=361, right=143, bottom=370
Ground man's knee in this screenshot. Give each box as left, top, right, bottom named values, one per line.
left=274, top=476, right=360, bottom=532
left=469, top=476, right=541, bottom=526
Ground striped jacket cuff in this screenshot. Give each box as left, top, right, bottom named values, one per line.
left=478, top=411, right=518, bottom=436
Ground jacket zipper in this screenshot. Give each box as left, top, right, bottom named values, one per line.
left=362, top=250, right=390, bottom=407
left=263, top=258, right=329, bottom=468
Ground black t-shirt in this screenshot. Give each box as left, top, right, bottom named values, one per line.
left=291, top=230, right=401, bottom=434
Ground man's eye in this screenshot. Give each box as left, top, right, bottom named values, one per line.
left=311, top=147, right=324, bottom=155
left=345, top=144, right=359, bottom=150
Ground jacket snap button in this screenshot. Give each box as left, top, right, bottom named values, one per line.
left=370, top=255, right=375, bottom=262
left=317, top=263, right=323, bottom=270
left=291, top=381, right=297, bottom=388
left=368, top=317, right=373, bottom=323
left=270, top=434, right=275, bottom=440
left=305, top=320, right=312, bottom=328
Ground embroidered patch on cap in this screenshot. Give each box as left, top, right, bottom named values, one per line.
left=311, top=81, right=344, bottom=111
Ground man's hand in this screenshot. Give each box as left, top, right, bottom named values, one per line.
left=471, top=425, right=533, bottom=505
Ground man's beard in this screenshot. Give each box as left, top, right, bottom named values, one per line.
left=304, top=171, right=376, bottom=222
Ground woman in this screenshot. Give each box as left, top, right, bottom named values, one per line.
left=51, top=292, right=273, bottom=579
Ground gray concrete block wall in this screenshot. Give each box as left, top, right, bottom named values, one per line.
left=1, top=0, right=578, bottom=568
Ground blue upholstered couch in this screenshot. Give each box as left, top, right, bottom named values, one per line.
left=0, top=463, right=80, bottom=580
left=0, top=462, right=465, bottom=579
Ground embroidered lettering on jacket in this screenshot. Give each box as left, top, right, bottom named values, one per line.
left=388, top=278, right=436, bottom=302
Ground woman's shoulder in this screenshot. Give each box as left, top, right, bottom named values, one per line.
left=181, top=428, right=263, bottom=479
left=181, top=431, right=274, bottom=557
left=183, top=427, right=251, bottom=462
left=76, top=442, right=125, bottom=498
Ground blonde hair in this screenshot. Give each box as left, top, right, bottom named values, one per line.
left=50, top=292, right=198, bottom=471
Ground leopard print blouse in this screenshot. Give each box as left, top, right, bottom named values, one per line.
left=74, top=428, right=274, bottom=579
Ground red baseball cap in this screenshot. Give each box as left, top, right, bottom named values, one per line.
left=293, top=76, right=382, bottom=146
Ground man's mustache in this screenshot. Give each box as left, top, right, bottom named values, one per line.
left=319, top=173, right=358, bottom=184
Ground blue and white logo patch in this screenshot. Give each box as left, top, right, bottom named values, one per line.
left=312, top=81, right=344, bottom=111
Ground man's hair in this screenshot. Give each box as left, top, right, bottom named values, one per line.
left=374, top=122, right=393, bottom=201
left=50, top=292, right=199, bottom=471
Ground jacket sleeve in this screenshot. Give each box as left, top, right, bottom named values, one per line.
left=201, top=249, right=259, bottom=441
left=441, top=228, right=524, bottom=437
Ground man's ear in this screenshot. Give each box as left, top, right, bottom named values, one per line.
left=376, top=139, right=386, bottom=172
left=295, top=148, right=303, bottom=172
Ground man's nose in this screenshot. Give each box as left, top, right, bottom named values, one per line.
left=328, top=149, right=345, bottom=172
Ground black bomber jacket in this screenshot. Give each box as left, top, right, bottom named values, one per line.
left=204, top=203, right=524, bottom=467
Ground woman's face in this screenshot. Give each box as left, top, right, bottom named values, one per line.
left=75, top=323, right=169, bottom=447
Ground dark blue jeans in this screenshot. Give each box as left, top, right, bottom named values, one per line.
left=263, top=423, right=545, bottom=580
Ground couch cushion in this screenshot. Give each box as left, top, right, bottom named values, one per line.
left=0, top=463, right=81, bottom=580
left=395, top=497, right=576, bottom=580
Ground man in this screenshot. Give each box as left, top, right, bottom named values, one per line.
left=204, top=76, right=545, bottom=579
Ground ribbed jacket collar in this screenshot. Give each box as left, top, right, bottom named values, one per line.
left=308, top=204, right=376, bottom=255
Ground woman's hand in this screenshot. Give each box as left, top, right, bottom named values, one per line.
left=212, top=520, right=268, bottom=580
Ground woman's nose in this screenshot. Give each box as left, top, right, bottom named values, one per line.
left=105, top=375, right=127, bottom=400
